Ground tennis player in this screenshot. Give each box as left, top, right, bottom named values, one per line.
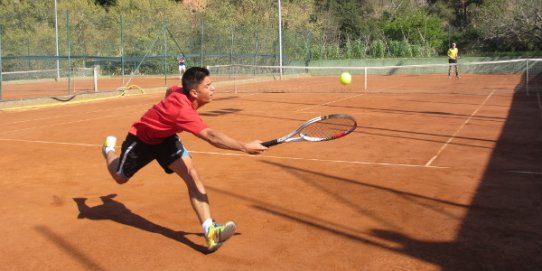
left=101, top=66, right=267, bottom=252
left=447, top=42, right=461, bottom=79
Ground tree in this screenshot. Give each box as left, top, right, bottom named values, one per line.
left=383, top=10, right=445, bottom=48
left=95, top=0, right=118, bottom=8
left=474, top=0, right=542, bottom=51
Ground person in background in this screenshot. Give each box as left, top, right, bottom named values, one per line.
left=178, top=55, right=187, bottom=80
left=448, top=42, right=461, bottom=79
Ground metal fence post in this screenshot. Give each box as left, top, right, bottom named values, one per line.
left=67, top=10, right=72, bottom=95
left=0, top=27, right=3, bottom=101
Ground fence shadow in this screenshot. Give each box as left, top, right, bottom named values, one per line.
left=372, top=69, right=542, bottom=270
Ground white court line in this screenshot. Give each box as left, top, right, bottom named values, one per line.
left=0, top=93, right=127, bottom=112
left=0, top=109, right=353, bottom=136
left=0, top=138, right=447, bottom=169
left=296, top=93, right=364, bottom=112
left=0, top=105, right=143, bottom=127
left=0, top=89, right=165, bottom=112
left=0, top=114, right=120, bottom=135
left=0, top=105, right=151, bottom=135
left=191, top=150, right=448, bottom=169
left=425, top=89, right=496, bottom=167
left=0, top=138, right=98, bottom=147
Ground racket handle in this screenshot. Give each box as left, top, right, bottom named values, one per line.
left=261, top=139, right=279, bottom=147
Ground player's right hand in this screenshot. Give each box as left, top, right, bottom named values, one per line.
left=244, top=140, right=267, bottom=154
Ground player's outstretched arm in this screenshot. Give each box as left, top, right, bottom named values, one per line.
left=197, top=128, right=266, bottom=154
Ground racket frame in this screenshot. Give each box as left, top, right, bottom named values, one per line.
left=261, top=114, right=356, bottom=147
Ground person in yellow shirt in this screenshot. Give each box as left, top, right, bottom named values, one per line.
left=447, top=43, right=461, bottom=79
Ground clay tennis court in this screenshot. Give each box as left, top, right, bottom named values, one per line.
left=1, top=73, right=541, bottom=270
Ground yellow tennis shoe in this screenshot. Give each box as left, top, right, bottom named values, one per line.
left=206, top=221, right=236, bottom=252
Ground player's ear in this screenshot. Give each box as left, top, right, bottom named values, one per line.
left=189, top=88, right=198, bottom=98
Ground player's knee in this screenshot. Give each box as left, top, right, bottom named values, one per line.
left=112, top=173, right=129, bottom=184
left=116, top=178, right=129, bottom=184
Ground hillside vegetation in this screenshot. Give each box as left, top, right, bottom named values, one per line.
left=0, top=0, right=540, bottom=64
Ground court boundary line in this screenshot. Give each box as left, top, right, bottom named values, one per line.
left=4, top=135, right=539, bottom=175
left=0, top=108, right=354, bottom=136
left=0, top=103, right=148, bottom=127
left=0, top=114, right=126, bottom=135
left=2, top=89, right=527, bottom=171
left=0, top=87, right=165, bottom=112
left=425, top=89, right=496, bottom=167
left=0, top=137, right=447, bottom=169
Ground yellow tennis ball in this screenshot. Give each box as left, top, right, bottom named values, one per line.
left=340, top=72, right=352, bottom=85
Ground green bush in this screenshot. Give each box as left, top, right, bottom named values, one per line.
left=370, top=40, right=385, bottom=58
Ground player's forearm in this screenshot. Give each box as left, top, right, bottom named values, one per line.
left=199, top=128, right=248, bottom=152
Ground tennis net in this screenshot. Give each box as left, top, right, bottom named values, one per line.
left=207, top=59, right=541, bottom=95
left=2, top=67, right=96, bottom=81
left=1, top=66, right=99, bottom=94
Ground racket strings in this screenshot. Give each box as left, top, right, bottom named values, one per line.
left=301, top=118, right=356, bottom=140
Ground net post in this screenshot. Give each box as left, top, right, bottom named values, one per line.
left=66, top=11, right=72, bottom=95
left=93, top=65, right=99, bottom=93
left=0, top=26, right=3, bottom=101
left=120, top=14, right=125, bottom=86
left=54, top=0, right=60, bottom=81
left=364, top=66, right=368, bottom=91
left=234, top=64, right=237, bottom=94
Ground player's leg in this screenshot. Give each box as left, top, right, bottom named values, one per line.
left=159, top=136, right=235, bottom=251
left=104, top=156, right=127, bottom=184
left=102, top=134, right=153, bottom=184
left=448, top=61, right=452, bottom=79
left=170, top=155, right=211, bottom=223
left=168, top=156, right=236, bottom=251
left=455, top=64, right=460, bottom=78
left=180, top=65, right=186, bottom=80
left=102, top=135, right=128, bottom=184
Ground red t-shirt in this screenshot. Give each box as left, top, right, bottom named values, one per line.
left=129, top=86, right=208, bottom=144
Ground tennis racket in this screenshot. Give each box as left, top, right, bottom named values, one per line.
left=261, top=114, right=357, bottom=147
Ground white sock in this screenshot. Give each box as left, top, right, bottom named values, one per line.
left=202, top=218, right=213, bottom=235
left=104, top=147, right=115, bottom=154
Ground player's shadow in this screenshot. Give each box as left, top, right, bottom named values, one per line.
left=200, top=108, right=242, bottom=117
left=73, top=194, right=209, bottom=254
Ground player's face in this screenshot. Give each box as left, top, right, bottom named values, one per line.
left=194, top=76, right=215, bottom=105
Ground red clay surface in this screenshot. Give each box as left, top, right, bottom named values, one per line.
left=1, top=74, right=541, bottom=270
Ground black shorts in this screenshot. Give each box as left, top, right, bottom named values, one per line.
left=448, top=59, right=457, bottom=64
left=116, top=133, right=188, bottom=178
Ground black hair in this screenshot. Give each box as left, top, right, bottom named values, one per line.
left=181, top=67, right=210, bottom=96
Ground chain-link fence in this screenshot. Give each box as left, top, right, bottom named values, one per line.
left=0, top=1, right=510, bottom=101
